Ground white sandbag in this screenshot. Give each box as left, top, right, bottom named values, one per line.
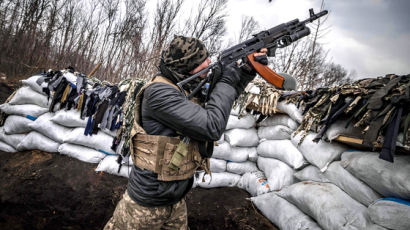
left=58, top=143, right=105, bottom=164
left=17, top=131, right=59, bottom=152
left=0, top=140, right=16, bottom=152
left=21, top=75, right=47, bottom=95
left=224, top=128, right=259, bottom=147
left=369, top=198, right=410, bottom=230
left=258, top=114, right=298, bottom=130
left=257, top=156, right=294, bottom=191
left=3, top=115, right=33, bottom=134
left=64, top=127, right=115, bottom=155
left=226, top=114, right=256, bottom=130
left=277, top=101, right=303, bottom=124
left=257, top=140, right=306, bottom=169
left=257, top=125, right=293, bottom=140
left=247, top=147, right=258, bottom=162
left=50, top=109, right=87, bottom=128
left=210, top=158, right=226, bottom=173
left=95, top=155, right=130, bottom=178
left=293, top=165, right=329, bottom=183
left=227, top=161, right=258, bottom=175
left=212, top=141, right=251, bottom=162
left=291, top=132, right=348, bottom=172
left=0, top=127, right=26, bottom=148
left=196, top=171, right=241, bottom=188
left=324, top=161, right=381, bottom=206
left=237, top=171, right=270, bottom=196
left=341, top=151, right=410, bottom=199
left=277, top=181, right=376, bottom=230
left=211, top=141, right=231, bottom=160
left=251, top=192, right=321, bottom=230
left=29, top=113, right=72, bottom=143
left=8, top=86, right=49, bottom=108
left=0, top=103, right=48, bottom=117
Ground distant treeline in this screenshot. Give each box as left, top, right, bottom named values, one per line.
left=0, top=0, right=352, bottom=89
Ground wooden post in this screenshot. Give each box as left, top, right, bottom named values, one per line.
left=87, top=62, right=102, bottom=78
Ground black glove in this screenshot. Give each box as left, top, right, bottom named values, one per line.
left=219, top=63, right=256, bottom=95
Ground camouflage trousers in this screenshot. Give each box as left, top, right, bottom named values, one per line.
left=104, top=191, right=188, bottom=230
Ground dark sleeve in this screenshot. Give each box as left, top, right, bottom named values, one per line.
left=143, top=82, right=238, bottom=141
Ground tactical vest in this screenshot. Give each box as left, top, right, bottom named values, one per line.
left=129, top=76, right=210, bottom=181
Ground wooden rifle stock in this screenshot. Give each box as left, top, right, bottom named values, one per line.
left=247, top=52, right=285, bottom=89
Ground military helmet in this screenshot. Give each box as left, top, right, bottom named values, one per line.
left=278, top=72, right=297, bottom=90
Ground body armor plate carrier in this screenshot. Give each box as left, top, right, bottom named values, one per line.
left=129, top=76, right=210, bottom=181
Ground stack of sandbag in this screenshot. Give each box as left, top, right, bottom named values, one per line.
left=256, top=112, right=305, bottom=193
left=0, top=72, right=131, bottom=178
left=0, top=76, right=51, bottom=152
left=197, top=110, right=261, bottom=191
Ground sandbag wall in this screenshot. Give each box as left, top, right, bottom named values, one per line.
left=195, top=101, right=410, bottom=230
left=0, top=72, right=131, bottom=178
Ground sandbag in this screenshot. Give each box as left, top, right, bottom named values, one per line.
left=277, top=101, right=303, bottom=124
left=257, top=125, right=293, bottom=140
left=324, top=161, right=381, bottom=206
left=8, top=86, right=49, bottom=108
left=226, top=114, right=256, bottom=130
left=211, top=141, right=232, bottom=160
left=21, top=75, right=47, bottom=95
left=50, top=109, right=87, bottom=128
left=0, top=140, right=16, bottom=152
left=17, top=131, right=59, bottom=152
left=257, top=140, right=306, bottom=169
left=226, top=161, right=258, bottom=175
left=196, top=171, right=241, bottom=188
left=277, top=181, right=376, bottom=230
left=293, top=165, right=329, bottom=183
left=0, top=103, right=48, bottom=117
left=224, top=128, right=259, bottom=147
left=29, top=113, right=72, bottom=143
left=369, top=198, right=410, bottom=230
left=58, top=143, right=106, bottom=164
left=341, top=151, right=410, bottom=199
left=64, top=127, right=115, bottom=155
left=2, top=115, right=33, bottom=134
left=212, top=141, right=252, bottom=162
left=291, top=132, right=348, bottom=171
left=257, top=156, right=294, bottom=191
left=210, top=158, right=226, bottom=173
left=251, top=192, right=321, bottom=230
left=0, top=127, right=26, bottom=147
left=258, top=114, right=298, bottom=130
left=237, top=171, right=270, bottom=196
left=95, top=155, right=130, bottom=178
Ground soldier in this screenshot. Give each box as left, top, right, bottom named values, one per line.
left=104, top=36, right=268, bottom=230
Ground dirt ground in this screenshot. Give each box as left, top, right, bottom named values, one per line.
left=0, top=81, right=277, bottom=230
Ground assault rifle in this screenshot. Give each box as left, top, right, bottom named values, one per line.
left=177, top=8, right=328, bottom=100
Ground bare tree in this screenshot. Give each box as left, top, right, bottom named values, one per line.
left=236, top=15, right=259, bottom=43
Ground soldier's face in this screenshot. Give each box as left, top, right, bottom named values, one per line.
left=190, top=58, right=211, bottom=78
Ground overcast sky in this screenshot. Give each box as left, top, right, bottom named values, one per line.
left=148, top=0, right=410, bottom=79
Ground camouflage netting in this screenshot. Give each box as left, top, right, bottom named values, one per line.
left=235, top=74, right=410, bottom=158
